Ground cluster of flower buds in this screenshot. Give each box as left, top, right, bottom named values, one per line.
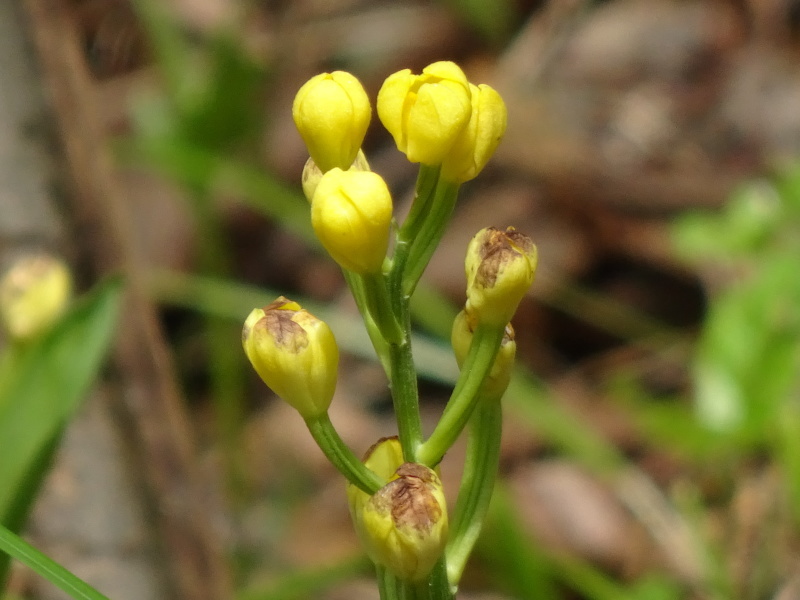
left=290, top=61, right=509, bottom=277
left=244, top=61, right=536, bottom=592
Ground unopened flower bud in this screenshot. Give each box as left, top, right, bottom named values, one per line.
left=293, top=71, right=371, bottom=173
left=302, top=150, right=370, bottom=203
left=311, top=168, right=392, bottom=274
left=465, top=227, right=537, bottom=327
left=441, top=83, right=507, bottom=183
left=377, top=61, right=472, bottom=165
left=0, top=254, right=72, bottom=341
left=451, top=309, right=516, bottom=398
left=349, top=447, right=448, bottom=583
left=242, top=297, right=338, bottom=419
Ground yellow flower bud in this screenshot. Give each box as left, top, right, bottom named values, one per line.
left=440, top=83, right=507, bottom=183
left=377, top=61, right=472, bottom=165
left=0, top=254, right=72, bottom=341
left=242, top=297, right=339, bottom=419
left=301, top=149, right=370, bottom=203
left=292, top=71, right=371, bottom=173
left=465, top=227, right=537, bottom=327
left=348, top=443, right=448, bottom=584
left=451, top=309, right=516, bottom=398
left=311, top=168, right=392, bottom=274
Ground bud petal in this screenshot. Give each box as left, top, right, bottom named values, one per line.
left=441, top=83, right=507, bottom=183
left=301, top=150, right=370, bottom=203
left=242, top=297, right=338, bottom=419
left=465, top=227, right=537, bottom=327
left=293, top=71, right=371, bottom=173
left=311, top=168, right=393, bottom=274
left=0, top=254, right=72, bottom=341
left=377, top=61, right=472, bottom=165
left=451, top=309, right=516, bottom=398
left=348, top=443, right=448, bottom=584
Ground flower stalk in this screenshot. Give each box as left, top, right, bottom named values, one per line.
left=416, top=322, right=506, bottom=467
left=243, top=61, right=535, bottom=599
left=306, top=413, right=385, bottom=494
left=445, top=394, right=503, bottom=585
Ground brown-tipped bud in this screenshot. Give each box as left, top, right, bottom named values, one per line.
left=464, top=227, right=537, bottom=327
left=351, top=460, right=449, bottom=583
left=242, top=297, right=339, bottom=419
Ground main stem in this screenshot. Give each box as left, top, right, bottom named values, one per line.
left=359, top=270, right=421, bottom=461
left=387, top=309, right=423, bottom=462
left=390, top=165, right=440, bottom=300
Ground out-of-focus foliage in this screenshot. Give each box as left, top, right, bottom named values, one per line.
left=675, top=167, right=800, bottom=434
left=674, top=165, right=800, bottom=520
left=0, top=278, right=122, bottom=588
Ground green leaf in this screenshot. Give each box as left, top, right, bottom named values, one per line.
left=693, top=255, right=800, bottom=434
left=0, top=523, right=110, bottom=600
left=0, top=278, right=122, bottom=528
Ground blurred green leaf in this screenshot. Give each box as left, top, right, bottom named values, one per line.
left=0, top=278, right=122, bottom=532
left=175, top=34, right=267, bottom=152
left=0, top=523, right=110, bottom=600
left=673, top=180, right=781, bottom=261
left=694, top=255, right=800, bottom=434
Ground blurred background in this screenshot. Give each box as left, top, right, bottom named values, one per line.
left=3, top=0, right=800, bottom=598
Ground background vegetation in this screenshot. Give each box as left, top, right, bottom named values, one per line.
left=2, top=0, right=800, bottom=599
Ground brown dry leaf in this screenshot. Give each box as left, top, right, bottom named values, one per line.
left=508, top=458, right=655, bottom=575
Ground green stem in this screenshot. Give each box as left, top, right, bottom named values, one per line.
left=389, top=165, right=439, bottom=316
left=343, top=270, right=392, bottom=377
left=445, top=394, right=503, bottom=586
left=377, top=564, right=402, bottom=600
left=388, top=331, right=423, bottom=462
left=358, top=270, right=421, bottom=461
left=400, top=165, right=441, bottom=238
left=401, top=580, right=420, bottom=600
left=305, top=413, right=384, bottom=494
left=417, top=324, right=506, bottom=466
left=401, top=179, right=460, bottom=297
left=425, top=557, right=455, bottom=600
left=378, top=165, right=446, bottom=463
left=361, top=272, right=404, bottom=345
left=343, top=269, right=368, bottom=317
